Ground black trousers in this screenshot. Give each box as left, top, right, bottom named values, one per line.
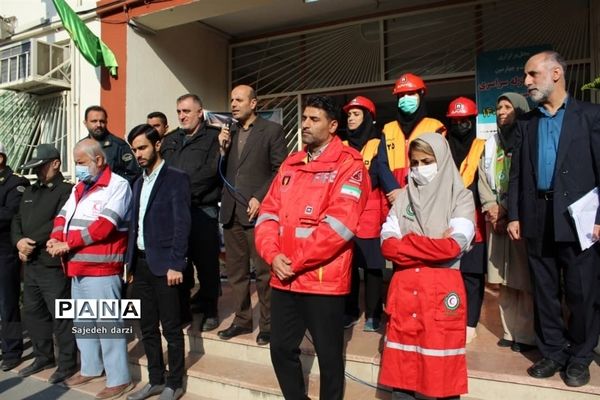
left=223, top=215, right=271, bottom=332
left=527, top=197, right=600, bottom=365
left=132, top=256, right=185, bottom=389
left=270, top=289, right=345, bottom=400
left=460, top=242, right=486, bottom=328
left=184, top=206, right=221, bottom=317
left=345, top=265, right=383, bottom=320
left=0, top=250, right=23, bottom=361
left=22, top=260, right=76, bottom=371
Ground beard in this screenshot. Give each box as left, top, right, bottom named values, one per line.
left=529, top=82, right=553, bottom=103
left=88, top=128, right=106, bottom=140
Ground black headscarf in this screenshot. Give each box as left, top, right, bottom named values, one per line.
left=346, top=112, right=380, bottom=151
left=397, top=98, right=427, bottom=138
left=447, top=116, right=477, bottom=169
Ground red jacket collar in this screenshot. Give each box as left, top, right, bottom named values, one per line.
left=74, top=166, right=111, bottom=201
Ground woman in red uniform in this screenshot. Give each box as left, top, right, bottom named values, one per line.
left=379, top=133, right=475, bottom=400
left=341, top=96, right=386, bottom=332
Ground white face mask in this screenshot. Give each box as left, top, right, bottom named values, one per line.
left=411, top=163, right=438, bottom=185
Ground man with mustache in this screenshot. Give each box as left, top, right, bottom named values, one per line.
left=84, top=105, right=140, bottom=185
left=508, top=50, right=600, bottom=387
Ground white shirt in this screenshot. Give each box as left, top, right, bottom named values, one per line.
left=137, top=160, right=165, bottom=250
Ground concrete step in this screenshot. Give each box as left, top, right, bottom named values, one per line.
left=12, top=363, right=214, bottom=400
left=128, top=341, right=390, bottom=400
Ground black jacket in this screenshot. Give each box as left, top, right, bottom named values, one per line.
left=0, top=166, right=30, bottom=250
left=160, top=122, right=222, bottom=208
left=90, top=132, right=140, bottom=185
left=508, top=98, right=600, bottom=241
left=125, top=165, right=191, bottom=275
left=11, top=172, right=73, bottom=266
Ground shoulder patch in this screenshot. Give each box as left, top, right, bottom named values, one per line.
left=122, top=153, right=134, bottom=162
left=16, top=185, right=26, bottom=193
left=349, top=170, right=363, bottom=184
left=340, top=184, right=361, bottom=201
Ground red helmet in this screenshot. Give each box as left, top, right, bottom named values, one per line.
left=343, top=96, right=376, bottom=119
left=446, top=97, right=478, bottom=118
left=393, top=73, right=427, bottom=96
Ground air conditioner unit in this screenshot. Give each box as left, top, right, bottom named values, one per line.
left=0, top=39, right=70, bottom=94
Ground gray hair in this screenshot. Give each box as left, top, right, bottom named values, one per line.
left=74, top=138, right=106, bottom=164
left=539, top=50, right=567, bottom=75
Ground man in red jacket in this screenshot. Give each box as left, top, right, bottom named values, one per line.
left=255, top=95, right=370, bottom=400
left=48, top=139, right=133, bottom=399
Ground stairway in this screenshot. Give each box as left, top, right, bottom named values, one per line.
left=12, top=283, right=600, bottom=399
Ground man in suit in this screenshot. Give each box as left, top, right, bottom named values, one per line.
left=125, top=124, right=191, bottom=400
left=508, top=50, right=600, bottom=387
left=217, top=85, right=287, bottom=345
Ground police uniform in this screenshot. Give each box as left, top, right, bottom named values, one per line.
left=11, top=171, right=77, bottom=377
left=0, top=166, right=29, bottom=369
left=90, top=132, right=140, bottom=185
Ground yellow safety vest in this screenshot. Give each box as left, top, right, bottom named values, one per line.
left=342, top=138, right=380, bottom=170
left=382, top=118, right=446, bottom=171
left=459, top=138, right=486, bottom=188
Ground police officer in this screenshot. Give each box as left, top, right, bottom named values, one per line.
left=12, top=144, right=78, bottom=383
left=84, top=105, right=141, bottom=184
left=0, top=142, right=29, bottom=371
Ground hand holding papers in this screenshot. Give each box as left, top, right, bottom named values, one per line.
left=568, top=187, right=599, bottom=251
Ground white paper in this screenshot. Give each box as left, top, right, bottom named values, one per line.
left=567, top=187, right=599, bottom=251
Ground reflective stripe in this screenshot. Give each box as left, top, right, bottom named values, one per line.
left=58, top=209, right=66, bottom=217
left=324, top=215, right=353, bottom=241
left=52, top=226, right=64, bottom=233
left=70, top=254, right=124, bottom=263
left=68, top=219, right=92, bottom=228
left=256, top=213, right=279, bottom=226
left=295, top=227, right=314, bottom=238
left=81, top=229, right=93, bottom=246
left=385, top=339, right=466, bottom=357
left=100, top=208, right=122, bottom=225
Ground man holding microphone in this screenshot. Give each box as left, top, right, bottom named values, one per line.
left=217, top=85, right=286, bottom=345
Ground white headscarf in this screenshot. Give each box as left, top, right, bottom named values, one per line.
left=383, top=133, right=475, bottom=248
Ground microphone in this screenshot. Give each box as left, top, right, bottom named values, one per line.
left=220, top=118, right=232, bottom=148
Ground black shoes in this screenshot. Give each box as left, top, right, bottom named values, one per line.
left=201, top=316, right=219, bottom=332
left=18, top=358, right=56, bottom=377
left=511, top=342, right=536, bottom=353
left=256, top=332, right=270, bottom=346
left=217, top=324, right=252, bottom=340
left=127, top=383, right=166, bottom=400
left=48, top=367, right=77, bottom=384
left=527, top=358, right=563, bottom=378
left=497, top=338, right=513, bottom=347
left=563, top=362, right=590, bottom=387
left=0, top=358, right=21, bottom=371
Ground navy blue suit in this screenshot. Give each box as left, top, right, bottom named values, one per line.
left=508, top=98, right=600, bottom=366
left=126, top=163, right=191, bottom=390
left=126, top=165, right=191, bottom=274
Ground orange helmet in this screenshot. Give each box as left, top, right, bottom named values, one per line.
left=343, top=96, right=376, bottom=119
left=393, top=73, right=427, bottom=96
left=446, top=97, right=478, bottom=118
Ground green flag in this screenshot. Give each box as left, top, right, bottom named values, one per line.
left=52, top=0, right=118, bottom=76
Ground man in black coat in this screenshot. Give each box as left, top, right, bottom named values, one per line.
left=84, top=105, right=140, bottom=185
left=217, top=85, right=286, bottom=345
left=160, top=94, right=222, bottom=332
left=126, top=124, right=191, bottom=400
left=0, top=142, right=29, bottom=371
left=508, top=50, right=600, bottom=387
left=12, top=144, right=77, bottom=383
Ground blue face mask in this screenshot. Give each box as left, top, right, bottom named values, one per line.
left=398, top=95, right=420, bottom=114
left=75, top=165, right=93, bottom=182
